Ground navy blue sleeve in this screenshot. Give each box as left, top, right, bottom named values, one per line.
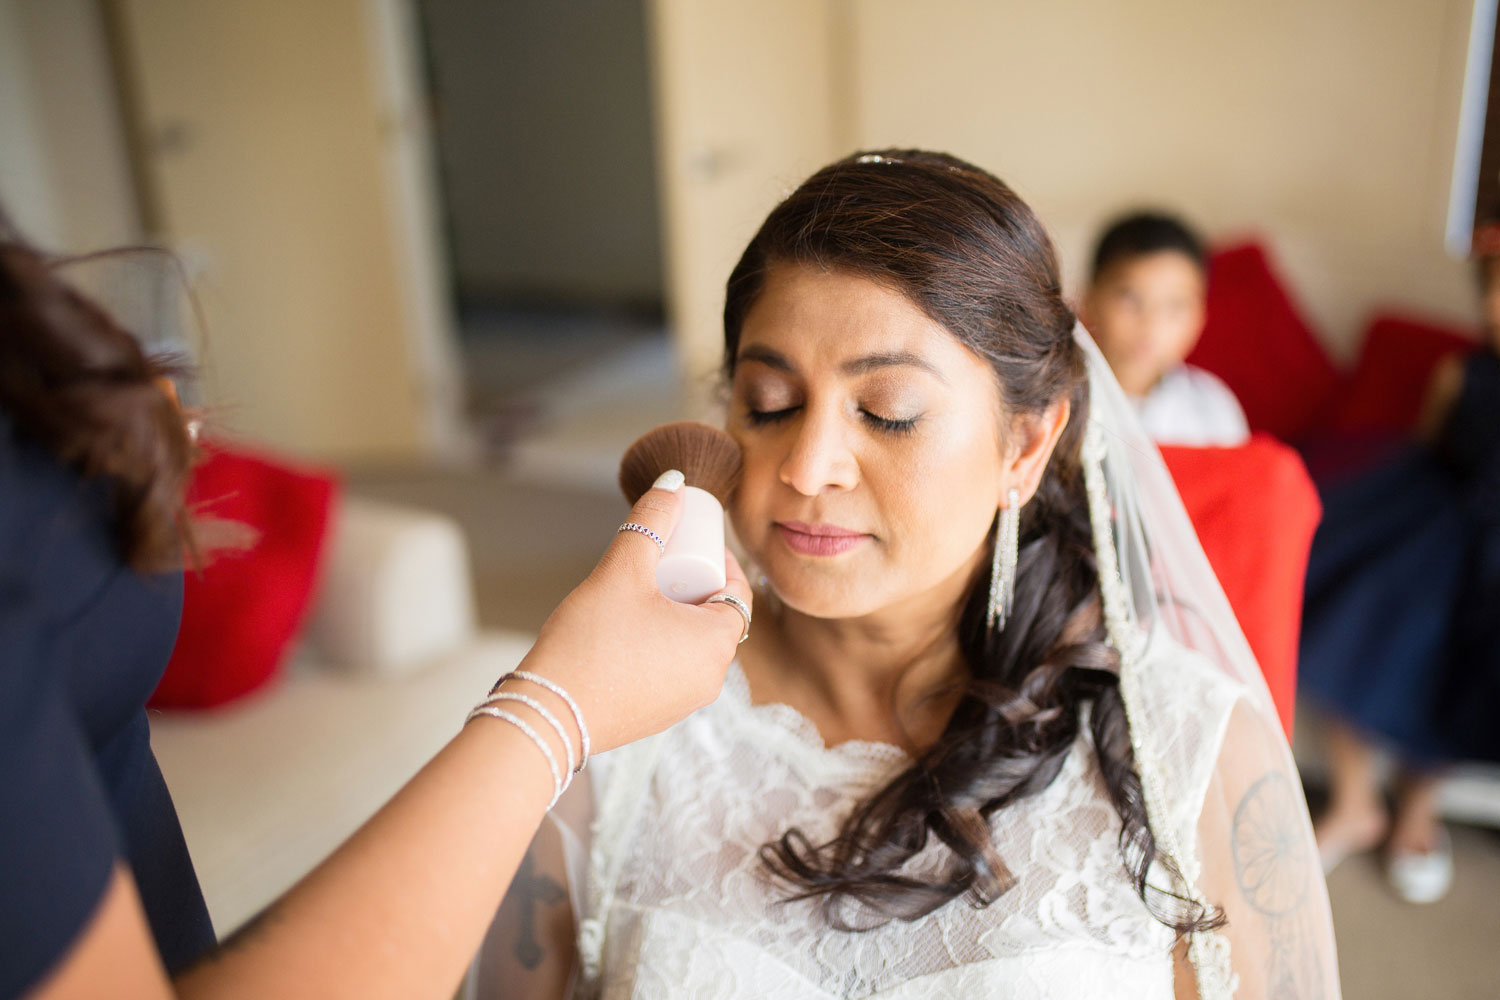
left=0, top=576, right=121, bottom=997
left=0, top=426, right=126, bottom=997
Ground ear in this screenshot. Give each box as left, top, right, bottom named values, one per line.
left=1004, top=397, right=1071, bottom=506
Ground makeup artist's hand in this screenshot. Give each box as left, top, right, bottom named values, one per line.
left=513, top=474, right=753, bottom=754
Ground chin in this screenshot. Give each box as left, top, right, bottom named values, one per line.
left=757, top=556, right=890, bottom=620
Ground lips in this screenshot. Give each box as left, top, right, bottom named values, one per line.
left=775, top=520, right=871, bottom=557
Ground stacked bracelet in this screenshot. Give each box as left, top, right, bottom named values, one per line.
left=466, top=671, right=592, bottom=808
left=465, top=705, right=565, bottom=807
left=509, top=670, right=591, bottom=772
left=477, top=691, right=576, bottom=774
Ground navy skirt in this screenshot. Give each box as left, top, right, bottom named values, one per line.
left=1298, top=446, right=1469, bottom=766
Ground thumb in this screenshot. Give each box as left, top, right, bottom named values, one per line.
left=601, top=470, right=687, bottom=575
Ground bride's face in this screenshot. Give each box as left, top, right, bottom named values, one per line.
left=727, top=265, right=1010, bottom=619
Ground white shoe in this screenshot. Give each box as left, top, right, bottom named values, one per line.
left=1386, top=828, right=1453, bottom=904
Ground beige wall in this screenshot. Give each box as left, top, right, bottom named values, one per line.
left=653, top=1, right=1483, bottom=372
left=0, top=0, right=463, bottom=464
left=0, top=0, right=142, bottom=252
left=848, top=0, right=1479, bottom=359
left=647, top=0, right=848, bottom=391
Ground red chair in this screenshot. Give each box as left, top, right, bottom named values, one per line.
left=1190, top=242, right=1342, bottom=443
left=1160, top=435, right=1322, bottom=739
left=1331, top=313, right=1476, bottom=434
left=1193, top=241, right=1480, bottom=442
left=151, top=441, right=340, bottom=709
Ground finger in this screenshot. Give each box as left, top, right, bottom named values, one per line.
left=696, top=547, right=755, bottom=644
left=604, top=471, right=686, bottom=568
left=720, top=548, right=753, bottom=607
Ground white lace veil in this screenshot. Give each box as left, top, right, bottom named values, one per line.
left=1074, top=323, right=1340, bottom=998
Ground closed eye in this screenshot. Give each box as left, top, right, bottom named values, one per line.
left=863, top=411, right=919, bottom=435
left=745, top=405, right=919, bottom=435
left=745, top=405, right=799, bottom=426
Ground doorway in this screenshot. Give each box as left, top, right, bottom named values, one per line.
left=415, top=0, right=671, bottom=463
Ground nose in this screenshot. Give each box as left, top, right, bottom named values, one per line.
left=778, top=407, right=859, bottom=496
left=1142, top=301, right=1183, bottom=341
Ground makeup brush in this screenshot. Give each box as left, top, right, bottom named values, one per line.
left=619, top=421, right=743, bottom=603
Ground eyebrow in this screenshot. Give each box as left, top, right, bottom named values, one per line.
left=737, top=344, right=949, bottom=384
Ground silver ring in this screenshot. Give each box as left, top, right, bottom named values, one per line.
left=704, top=592, right=752, bottom=644
left=617, top=521, right=665, bottom=553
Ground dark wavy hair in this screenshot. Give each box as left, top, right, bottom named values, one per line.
left=723, top=150, right=1222, bottom=936
left=0, top=220, right=196, bottom=573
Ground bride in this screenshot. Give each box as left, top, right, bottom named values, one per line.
left=477, top=150, right=1339, bottom=999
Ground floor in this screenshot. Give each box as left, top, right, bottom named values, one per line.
left=349, top=327, right=1500, bottom=999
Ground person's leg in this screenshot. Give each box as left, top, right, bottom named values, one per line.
left=1385, top=766, right=1453, bottom=903
left=1389, top=768, right=1446, bottom=853
left=1314, top=718, right=1389, bottom=870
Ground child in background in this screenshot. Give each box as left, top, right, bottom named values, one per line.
left=1082, top=212, right=1249, bottom=447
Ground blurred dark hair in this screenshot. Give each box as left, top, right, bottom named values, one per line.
left=1090, top=211, right=1206, bottom=283
left=724, top=151, right=1220, bottom=935
left=0, top=217, right=196, bottom=572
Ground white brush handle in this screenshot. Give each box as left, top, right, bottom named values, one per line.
left=657, top=485, right=726, bottom=603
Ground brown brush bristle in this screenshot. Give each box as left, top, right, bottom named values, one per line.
left=619, top=421, right=742, bottom=504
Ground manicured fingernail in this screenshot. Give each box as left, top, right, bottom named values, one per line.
left=653, top=469, right=685, bottom=492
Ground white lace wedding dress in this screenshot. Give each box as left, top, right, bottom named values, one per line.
left=563, top=636, right=1244, bottom=1000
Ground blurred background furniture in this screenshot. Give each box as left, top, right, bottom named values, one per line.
left=1190, top=239, right=1500, bottom=829
left=1160, top=435, right=1321, bottom=739
left=149, top=444, right=528, bottom=936
left=1192, top=241, right=1479, bottom=449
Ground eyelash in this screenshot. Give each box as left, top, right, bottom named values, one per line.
left=745, top=406, right=919, bottom=436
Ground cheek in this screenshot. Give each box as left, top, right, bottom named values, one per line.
left=726, top=439, right=782, bottom=530
left=1152, top=310, right=1201, bottom=358
left=1095, top=303, right=1134, bottom=337
left=879, top=423, right=1002, bottom=547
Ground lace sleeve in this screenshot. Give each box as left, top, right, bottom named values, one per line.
left=1183, top=699, right=1341, bottom=999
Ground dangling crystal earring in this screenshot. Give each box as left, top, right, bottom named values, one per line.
left=988, top=487, right=1021, bottom=632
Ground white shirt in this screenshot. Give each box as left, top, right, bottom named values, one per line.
left=1134, top=365, right=1250, bottom=448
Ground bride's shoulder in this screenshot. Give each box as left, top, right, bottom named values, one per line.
left=1126, top=631, right=1255, bottom=816
left=1133, top=630, right=1248, bottom=710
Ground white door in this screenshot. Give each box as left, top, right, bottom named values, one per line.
left=111, top=0, right=464, bottom=462
left=647, top=0, right=848, bottom=405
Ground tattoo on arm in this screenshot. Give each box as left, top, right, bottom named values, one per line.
left=512, top=851, right=567, bottom=970
left=1230, top=772, right=1325, bottom=999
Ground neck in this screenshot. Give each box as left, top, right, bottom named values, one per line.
left=1120, top=368, right=1167, bottom=399
left=750, top=555, right=982, bottom=750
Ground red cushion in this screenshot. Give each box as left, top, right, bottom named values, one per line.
left=150, top=442, right=340, bottom=709
left=1330, top=313, right=1477, bottom=434
left=1191, top=242, right=1342, bottom=442
left=1160, top=435, right=1322, bottom=739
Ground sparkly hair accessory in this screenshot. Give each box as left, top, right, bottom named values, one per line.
left=852, top=152, right=969, bottom=176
